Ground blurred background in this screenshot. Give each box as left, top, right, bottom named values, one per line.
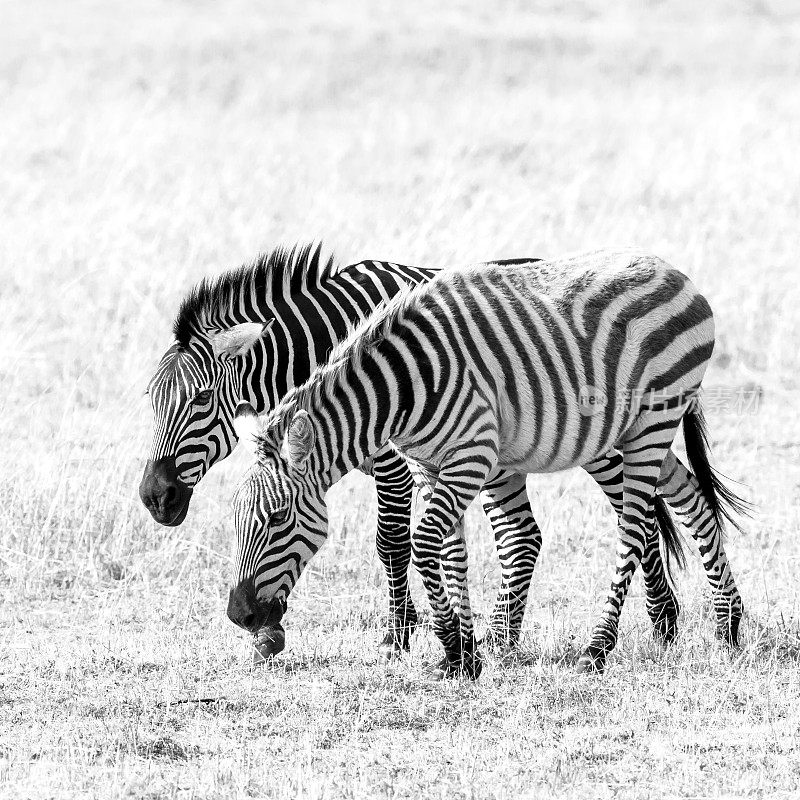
left=2, top=0, right=800, bottom=723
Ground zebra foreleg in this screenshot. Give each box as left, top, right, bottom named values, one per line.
left=414, top=520, right=481, bottom=681
left=411, top=448, right=496, bottom=680
left=439, top=519, right=480, bottom=675
left=582, top=453, right=680, bottom=645
left=480, top=470, right=542, bottom=652
left=578, top=408, right=686, bottom=674
left=371, top=446, right=418, bottom=660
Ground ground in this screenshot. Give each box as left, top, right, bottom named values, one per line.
left=2, top=1, right=800, bottom=797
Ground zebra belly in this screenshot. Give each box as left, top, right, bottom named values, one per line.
left=496, top=395, right=638, bottom=474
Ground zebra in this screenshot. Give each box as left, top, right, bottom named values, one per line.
left=140, top=244, right=740, bottom=662
left=228, top=249, right=749, bottom=678
left=141, top=246, right=438, bottom=656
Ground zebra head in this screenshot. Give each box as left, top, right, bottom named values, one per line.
left=139, top=321, right=272, bottom=526
left=226, top=406, right=328, bottom=633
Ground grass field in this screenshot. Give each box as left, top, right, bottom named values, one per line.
left=2, top=1, right=800, bottom=797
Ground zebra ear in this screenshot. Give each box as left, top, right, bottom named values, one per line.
left=233, top=403, right=260, bottom=454
left=284, top=410, right=315, bottom=467
left=211, top=320, right=274, bottom=359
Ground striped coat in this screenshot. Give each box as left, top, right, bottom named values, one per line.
left=230, top=249, right=747, bottom=678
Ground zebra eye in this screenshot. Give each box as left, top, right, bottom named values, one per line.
left=271, top=507, right=290, bottom=525
left=192, top=389, right=214, bottom=406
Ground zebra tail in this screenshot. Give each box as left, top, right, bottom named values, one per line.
left=681, top=398, right=753, bottom=534
left=653, top=494, right=685, bottom=581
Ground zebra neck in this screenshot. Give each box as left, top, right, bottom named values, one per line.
left=234, top=261, right=438, bottom=415
left=305, top=350, right=414, bottom=488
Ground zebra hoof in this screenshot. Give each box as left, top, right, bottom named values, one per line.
left=424, top=652, right=483, bottom=681
left=715, top=614, right=742, bottom=647
left=480, top=628, right=518, bottom=656
left=377, top=633, right=406, bottom=661
left=576, top=647, right=608, bottom=674
left=377, top=622, right=416, bottom=661
left=424, top=658, right=453, bottom=682
left=649, top=598, right=680, bottom=646
left=651, top=613, right=679, bottom=646
left=252, top=626, right=286, bottom=664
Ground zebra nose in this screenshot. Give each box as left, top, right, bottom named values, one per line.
left=226, top=585, right=285, bottom=633
left=226, top=586, right=262, bottom=633
left=139, top=457, right=193, bottom=526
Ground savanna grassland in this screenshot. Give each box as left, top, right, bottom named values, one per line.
left=2, top=1, right=800, bottom=797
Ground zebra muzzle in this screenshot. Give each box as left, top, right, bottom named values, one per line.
left=226, top=584, right=286, bottom=634
left=138, top=456, right=193, bottom=526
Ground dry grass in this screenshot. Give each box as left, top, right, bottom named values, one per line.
left=2, top=0, right=800, bottom=797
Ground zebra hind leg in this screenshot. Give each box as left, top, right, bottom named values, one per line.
left=583, top=453, right=681, bottom=646
left=577, top=406, right=687, bottom=674
left=658, top=448, right=745, bottom=645
left=480, top=470, right=542, bottom=653
left=642, top=512, right=680, bottom=645
left=371, top=447, right=418, bottom=660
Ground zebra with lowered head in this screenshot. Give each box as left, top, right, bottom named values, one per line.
left=229, top=248, right=749, bottom=678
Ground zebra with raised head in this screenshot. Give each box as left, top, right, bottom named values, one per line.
left=141, top=246, right=439, bottom=655
left=229, top=249, right=749, bottom=678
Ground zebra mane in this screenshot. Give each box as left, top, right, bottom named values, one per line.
left=172, top=242, right=336, bottom=347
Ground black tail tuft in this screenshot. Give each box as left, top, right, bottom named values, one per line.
left=654, top=494, right=685, bottom=582
left=682, top=400, right=753, bottom=534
